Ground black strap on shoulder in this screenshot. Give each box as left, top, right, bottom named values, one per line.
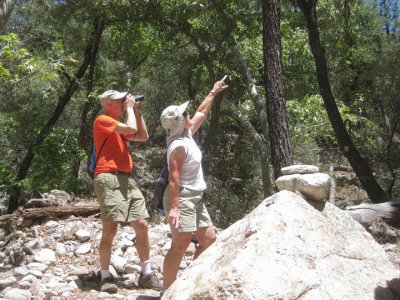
left=167, top=137, right=187, bottom=157
left=95, top=134, right=111, bottom=166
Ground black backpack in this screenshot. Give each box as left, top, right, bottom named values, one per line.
left=153, top=138, right=185, bottom=215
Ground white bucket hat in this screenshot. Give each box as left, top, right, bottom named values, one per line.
left=99, top=90, right=128, bottom=105
left=160, top=101, right=190, bottom=143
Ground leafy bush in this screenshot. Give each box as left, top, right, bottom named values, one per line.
left=287, top=94, right=380, bottom=163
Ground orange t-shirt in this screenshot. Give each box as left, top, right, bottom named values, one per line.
left=93, top=115, right=133, bottom=177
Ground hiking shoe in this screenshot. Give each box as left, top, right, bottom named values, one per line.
left=138, top=272, right=162, bottom=291
left=100, top=276, right=118, bottom=293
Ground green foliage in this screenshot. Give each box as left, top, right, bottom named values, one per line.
left=0, top=164, right=17, bottom=193
left=27, top=127, right=87, bottom=194
left=287, top=95, right=381, bottom=162
left=0, top=33, right=62, bottom=81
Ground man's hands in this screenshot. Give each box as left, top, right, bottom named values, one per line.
left=124, top=94, right=143, bottom=115
left=168, top=206, right=180, bottom=229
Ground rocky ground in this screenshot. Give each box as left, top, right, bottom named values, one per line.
left=0, top=207, right=200, bottom=300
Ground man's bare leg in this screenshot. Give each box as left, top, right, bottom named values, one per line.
left=99, top=221, right=118, bottom=270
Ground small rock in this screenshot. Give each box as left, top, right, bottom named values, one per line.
left=383, top=243, right=397, bottom=251
left=162, top=240, right=172, bottom=251
left=125, top=264, right=141, bottom=274
left=75, top=229, right=91, bottom=242
left=27, top=262, right=47, bottom=273
left=2, top=287, right=32, bottom=300
left=0, top=276, right=17, bottom=288
left=14, top=266, right=29, bottom=277
left=25, top=239, right=43, bottom=250
left=281, top=164, right=319, bottom=175
left=185, top=243, right=196, bottom=256
left=28, top=269, right=43, bottom=278
left=17, top=280, right=32, bottom=289
left=20, top=274, right=37, bottom=284
left=111, top=255, right=127, bottom=273
left=75, top=243, right=91, bottom=255
left=45, top=221, right=60, bottom=228
left=68, top=266, right=89, bottom=277
left=55, top=243, right=67, bottom=256
left=0, top=228, right=6, bottom=241
left=34, top=249, right=56, bottom=265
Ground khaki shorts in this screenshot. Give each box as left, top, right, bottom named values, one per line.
left=94, top=173, right=149, bottom=223
left=163, top=185, right=213, bottom=232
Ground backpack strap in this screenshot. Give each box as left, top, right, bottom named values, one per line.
left=166, top=137, right=188, bottom=159
left=95, top=134, right=111, bottom=166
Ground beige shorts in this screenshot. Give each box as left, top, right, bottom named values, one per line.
left=163, top=185, right=213, bottom=232
left=94, top=173, right=149, bottom=223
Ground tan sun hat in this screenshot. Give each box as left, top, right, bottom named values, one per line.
left=160, top=101, right=190, bottom=143
left=99, top=90, right=128, bottom=106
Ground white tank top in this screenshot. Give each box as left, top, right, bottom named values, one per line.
left=167, top=130, right=206, bottom=191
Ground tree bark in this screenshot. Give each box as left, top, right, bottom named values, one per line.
left=0, top=0, right=16, bottom=34
left=8, top=20, right=104, bottom=213
left=296, top=0, right=388, bottom=203
left=72, top=20, right=105, bottom=179
left=262, top=0, right=293, bottom=180
left=229, top=43, right=274, bottom=195
left=227, top=104, right=274, bottom=197
left=230, top=44, right=270, bottom=147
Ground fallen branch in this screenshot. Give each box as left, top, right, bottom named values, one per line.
left=0, top=204, right=100, bottom=227
left=346, top=199, right=400, bottom=227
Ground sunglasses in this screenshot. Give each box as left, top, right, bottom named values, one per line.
left=175, top=111, right=189, bottom=121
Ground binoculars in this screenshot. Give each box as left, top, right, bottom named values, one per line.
left=124, top=94, right=144, bottom=102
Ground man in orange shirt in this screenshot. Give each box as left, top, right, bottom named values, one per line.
left=93, top=90, right=161, bottom=293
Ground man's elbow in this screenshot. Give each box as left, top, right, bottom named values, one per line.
left=141, top=134, right=149, bottom=141
left=135, top=133, right=149, bottom=142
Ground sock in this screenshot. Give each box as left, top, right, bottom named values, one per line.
left=141, top=260, right=152, bottom=277
left=101, top=270, right=111, bottom=279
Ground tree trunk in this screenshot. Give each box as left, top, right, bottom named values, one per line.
left=7, top=20, right=104, bottom=213
left=72, top=20, right=105, bottom=179
left=229, top=43, right=274, bottom=195
left=213, top=2, right=275, bottom=193
left=0, top=0, right=16, bottom=33
left=262, top=0, right=293, bottom=180
left=296, top=0, right=388, bottom=203
left=230, top=44, right=270, bottom=147
left=227, top=104, right=274, bottom=197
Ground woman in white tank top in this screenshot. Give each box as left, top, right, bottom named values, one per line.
left=160, top=76, right=229, bottom=292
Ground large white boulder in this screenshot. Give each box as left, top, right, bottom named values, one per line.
left=163, top=191, right=399, bottom=300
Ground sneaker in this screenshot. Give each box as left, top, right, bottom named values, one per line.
left=138, top=272, right=162, bottom=291
left=100, top=276, right=118, bottom=293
